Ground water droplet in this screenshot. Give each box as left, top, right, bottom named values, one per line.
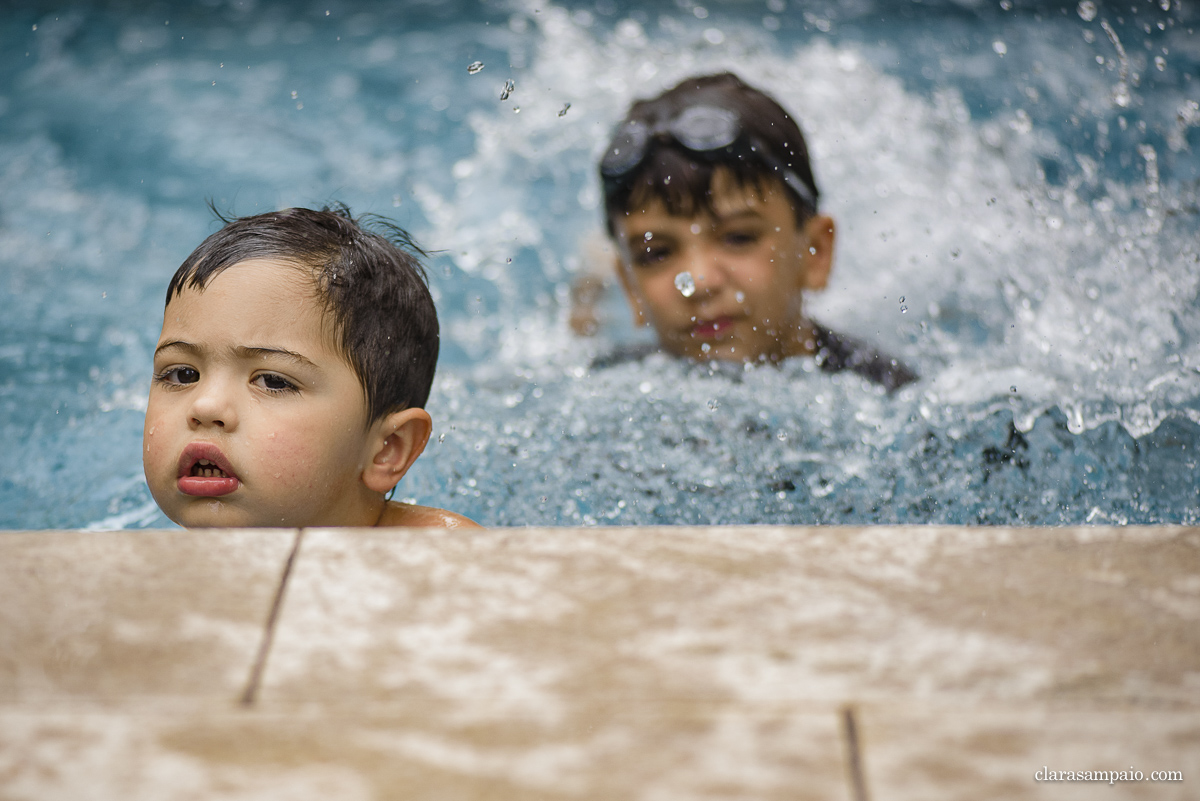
left=500, top=78, right=515, bottom=100
left=674, top=271, right=696, bottom=297
left=899, top=296, right=906, bottom=303
left=644, top=231, right=653, bottom=241
left=992, top=39, right=1007, bottom=56
left=1010, top=385, right=1018, bottom=393
left=1076, top=0, right=1097, bottom=21
left=639, top=381, right=652, bottom=394
left=776, top=431, right=788, bottom=441
left=506, top=257, right=513, bottom=264
left=1154, top=55, right=1166, bottom=71
left=467, top=60, right=484, bottom=74
left=900, top=306, right=907, bottom=313
left=735, top=291, right=745, bottom=304
left=707, top=399, right=720, bottom=411
left=101, top=291, right=107, bottom=299
left=290, top=90, right=298, bottom=99
left=700, top=342, right=711, bottom=353
left=558, top=102, right=571, bottom=117
left=392, top=194, right=402, bottom=207
left=438, top=433, right=446, bottom=443
left=512, top=106, right=521, bottom=114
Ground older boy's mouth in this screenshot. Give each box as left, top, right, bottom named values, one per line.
left=691, top=316, right=736, bottom=339
left=177, top=444, right=240, bottom=497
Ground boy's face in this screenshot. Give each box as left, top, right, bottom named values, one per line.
left=143, top=259, right=381, bottom=528
left=613, top=169, right=833, bottom=362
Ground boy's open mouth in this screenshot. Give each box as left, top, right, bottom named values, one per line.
left=177, top=444, right=240, bottom=497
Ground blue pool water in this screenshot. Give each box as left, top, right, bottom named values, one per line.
left=1, top=0, right=1198, bottom=528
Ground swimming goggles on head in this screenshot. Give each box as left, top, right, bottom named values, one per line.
left=599, top=104, right=817, bottom=211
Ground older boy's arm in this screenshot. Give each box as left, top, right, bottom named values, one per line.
left=568, top=230, right=616, bottom=336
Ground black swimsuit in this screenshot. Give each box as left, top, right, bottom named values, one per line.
left=591, top=322, right=918, bottom=392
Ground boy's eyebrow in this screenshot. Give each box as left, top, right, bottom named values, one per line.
left=154, top=340, right=320, bottom=370
left=234, top=346, right=321, bottom=370
left=154, top=340, right=198, bottom=357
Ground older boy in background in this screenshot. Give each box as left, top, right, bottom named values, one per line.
left=575, top=72, right=916, bottom=391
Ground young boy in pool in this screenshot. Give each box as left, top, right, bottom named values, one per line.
left=143, top=205, right=480, bottom=529
left=577, top=72, right=915, bottom=390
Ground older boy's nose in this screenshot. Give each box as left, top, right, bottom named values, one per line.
left=687, top=250, right=728, bottom=295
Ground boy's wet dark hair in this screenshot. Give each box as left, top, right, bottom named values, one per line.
left=167, top=205, right=439, bottom=419
left=601, top=72, right=819, bottom=236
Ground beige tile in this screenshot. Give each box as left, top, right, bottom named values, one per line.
left=265, top=527, right=1200, bottom=709
left=0, top=529, right=297, bottom=702
left=0, top=704, right=849, bottom=801
left=859, top=702, right=1200, bottom=801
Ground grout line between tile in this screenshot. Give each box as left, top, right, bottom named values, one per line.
left=841, top=704, right=872, bottom=801
left=239, top=529, right=304, bottom=707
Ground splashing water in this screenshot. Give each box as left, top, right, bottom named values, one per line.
left=674, top=271, right=696, bottom=298
left=0, top=0, right=1198, bottom=528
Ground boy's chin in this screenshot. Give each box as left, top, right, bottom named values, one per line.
left=165, top=498, right=283, bottom=529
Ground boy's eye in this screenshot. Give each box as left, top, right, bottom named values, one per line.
left=156, top=366, right=199, bottom=385
left=254, top=372, right=299, bottom=394
left=632, top=244, right=672, bottom=267
left=723, top=230, right=760, bottom=247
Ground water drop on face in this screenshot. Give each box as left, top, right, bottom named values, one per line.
left=735, top=291, right=745, bottom=304
left=500, top=79, right=515, bottom=100
left=674, top=271, right=696, bottom=297
left=644, top=231, right=653, bottom=241
left=467, top=61, right=484, bottom=74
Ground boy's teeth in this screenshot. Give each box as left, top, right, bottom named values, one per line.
left=192, top=459, right=229, bottom=478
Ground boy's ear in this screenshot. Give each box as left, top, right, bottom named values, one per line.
left=612, top=253, right=651, bottom=328
left=361, top=407, right=433, bottom=495
left=799, top=215, right=836, bottom=291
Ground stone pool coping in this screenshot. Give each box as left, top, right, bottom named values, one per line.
left=2, top=525, right=1197, bottom=799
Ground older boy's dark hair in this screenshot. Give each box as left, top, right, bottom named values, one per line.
left=601, top=72, right=819, bottom=236
left=166, top=205, right=439, bottom=419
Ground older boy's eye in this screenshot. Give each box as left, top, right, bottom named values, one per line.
left=724, top=231, right=760, bottom=247
left=254, top=373, right=299, bottom=394
left=632, top=244, right=672, bottom=267
left=156, top=366, right=199, bottom=385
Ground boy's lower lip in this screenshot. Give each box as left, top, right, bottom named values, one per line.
left=692, top=317, right=735, bottom=339
left=178, top=476, right=241, bottom=497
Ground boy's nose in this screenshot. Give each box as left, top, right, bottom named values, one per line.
left=187, top=379, right=238, bottom=431
left=686, top=248, right=728, bottom=296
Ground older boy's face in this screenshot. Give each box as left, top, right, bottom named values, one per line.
left=143, top=259, right=380, bottom=528
left=614, top=169, right=833, bottom=363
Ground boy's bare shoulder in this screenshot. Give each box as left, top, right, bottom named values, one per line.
left=378, top=501, right=483, bottom=529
